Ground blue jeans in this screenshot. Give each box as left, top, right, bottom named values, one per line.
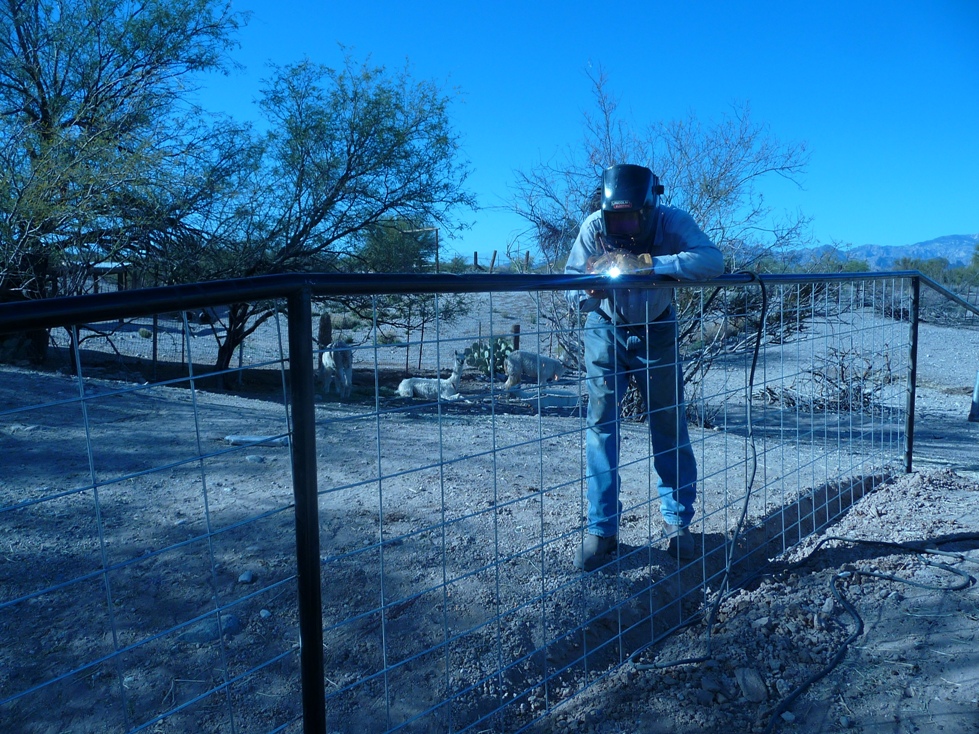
left=582, top=308, right=697, bottom=537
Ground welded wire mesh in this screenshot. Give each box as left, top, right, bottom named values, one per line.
left=0, top=275, right=913, bottom=733
left=1, top=304, right=304, bottom=733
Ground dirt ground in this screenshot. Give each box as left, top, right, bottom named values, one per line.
left=2, top=295, right=979, bottom=734
left=543, top=468, right=979, bottom=734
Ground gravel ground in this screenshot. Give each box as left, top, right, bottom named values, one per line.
left=541, top=468, right=979, bottom=734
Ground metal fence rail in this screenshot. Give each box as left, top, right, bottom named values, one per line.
left=0, top=272, right=935, bottom=733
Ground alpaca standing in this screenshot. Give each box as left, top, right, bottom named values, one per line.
left=320, top=340, right=353, bottom=399
left=502, top=350, right=566, bottom=391
left=397, top=351, right=466, bottom=400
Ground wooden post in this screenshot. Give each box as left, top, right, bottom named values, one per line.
left=969, top=371, right=979, bottom=422
left=511, top=324, right=520, bottom=351
left=317, top=312, right=332, bottom=348
left=152, top=314, right=158, bottom=382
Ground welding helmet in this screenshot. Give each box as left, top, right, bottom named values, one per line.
left=600, top=164, right=663, bottom=248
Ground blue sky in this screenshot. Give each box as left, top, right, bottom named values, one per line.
left=200, top=0, right=979, bottom=262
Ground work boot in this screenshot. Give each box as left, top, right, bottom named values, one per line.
left=573, top=533, right=618, bottom=571
left=663, top=521, right=696, bottom=561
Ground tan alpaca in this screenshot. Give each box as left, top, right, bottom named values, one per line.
left=397, top=351, right=466, bottom=400
left=320, top=340, right=353, bottom=399
left=503, top=350, right=566, bottom=391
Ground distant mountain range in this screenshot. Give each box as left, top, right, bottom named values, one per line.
left=808, top=234, right=979, bottom=270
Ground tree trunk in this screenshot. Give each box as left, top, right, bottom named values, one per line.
left=214, top=303, right=251, bottom=389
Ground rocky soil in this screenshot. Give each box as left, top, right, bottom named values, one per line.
left=539, top=468, right=979, bottom=734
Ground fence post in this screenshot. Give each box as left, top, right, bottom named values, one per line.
left=152, top=314, right=158, bottom=382
left=969, top=371, right=979, bottom=422
left=286, top=287, right=326, bottom=734
left=904, top=276, right=920, bottom=474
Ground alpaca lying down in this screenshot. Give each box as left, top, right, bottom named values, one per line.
left=397, top=351, right=466, bottom=400
left=319, top=339, right=353, bottom=399
left=503, top=350, right=566, bottom=391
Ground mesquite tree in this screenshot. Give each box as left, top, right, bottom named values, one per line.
left=0, top=0, right=244, bottom=297
left=0, top=2, right=476, bottom=379
left=197, top=55, right=476, bottom=377
left=0, top=0, right=246, bottom=364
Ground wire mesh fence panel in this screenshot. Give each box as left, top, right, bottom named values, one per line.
left=0, top=274, right=916, bottom=733
left=304, top=280, right=912, bottom=732
left=1, top=302, right=304, bottom=734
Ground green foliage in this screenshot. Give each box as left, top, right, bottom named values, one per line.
left=354, top=219, right=438, bottom=274
left=442, top=254, right=471, bottom=273
left=888, top=254, right=979, bottom=288
left=250, top=55, right=475, bottom=275
left=839, top=259, right=870, bottom=273
left=464, top=338, right=514, bottom=377
left=0, top=6, right=476, bottom=377
left=205, top=54, right=475, bottom=373
left=0, top=0, right=245, bottom=300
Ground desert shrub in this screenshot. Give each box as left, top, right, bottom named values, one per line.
left=754, top=346, right=895, bottom=414
left=336, top=313, right=364, bottom=330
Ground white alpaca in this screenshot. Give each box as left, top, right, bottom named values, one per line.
left=397, top=351, right=466, bottom=400
left=503, top=350, right=566, bottom=391
left=319, top=339, right=353, bottom=399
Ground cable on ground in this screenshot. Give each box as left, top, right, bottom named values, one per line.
left=759, top=532, right=978, bottom=733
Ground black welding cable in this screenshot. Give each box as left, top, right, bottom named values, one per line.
left=631, top=271, right=768, bottom=670
left=760, top=534, right=978, bottom=733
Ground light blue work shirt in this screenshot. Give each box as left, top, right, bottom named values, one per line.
left=564, top=206, right=724, bottom=322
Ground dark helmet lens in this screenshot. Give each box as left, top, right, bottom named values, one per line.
left=604, top=211, right=642, bottom=236
left=602, top=165, right=656, bottom=212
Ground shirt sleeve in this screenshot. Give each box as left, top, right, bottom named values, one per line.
left=651, top=208, right=725, bottom=280
left=563, top=212, right=604, bottom=312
